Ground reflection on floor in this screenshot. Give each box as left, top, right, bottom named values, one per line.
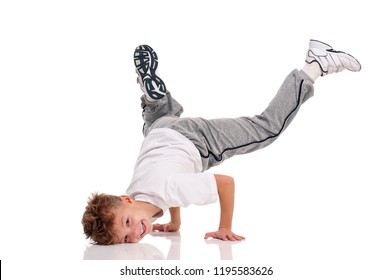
left=83, top=231, right=241, bottom=260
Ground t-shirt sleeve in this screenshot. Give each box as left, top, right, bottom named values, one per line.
left=165, top=172, right=218, bottom=207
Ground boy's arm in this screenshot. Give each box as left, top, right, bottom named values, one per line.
left=204, top=174, right=245, bottom=241
left=153, top=207, right=181, bottom=232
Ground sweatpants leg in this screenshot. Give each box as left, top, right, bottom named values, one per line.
left=141, top=92, right=184, bottom=136
left=171, top=69, right=313, bottom=170
left=141, top=69, right=314, bottom=171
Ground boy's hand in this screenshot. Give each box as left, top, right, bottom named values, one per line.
left=204, top=228, right=245, bottom=241
left=153, top=222, right=180, bottom=232
left=154, top=207, right=181, bottom=232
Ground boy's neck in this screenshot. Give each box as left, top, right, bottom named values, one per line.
left=134, top=200, right=163, bottom=219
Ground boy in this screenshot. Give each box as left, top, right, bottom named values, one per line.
left=82, top=40, right=361, bottom=245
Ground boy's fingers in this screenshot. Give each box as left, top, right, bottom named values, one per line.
left=204, top=232, right=218, bottom=239
left=228, top=235, right=236, bottom=241
left=153, top=223, right=165, bottom=231
left=234, top=234, right=245, bottom=240
left=153, top=223, right=179, bottom=232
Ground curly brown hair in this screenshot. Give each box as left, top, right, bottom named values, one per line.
left=81, top=193, right=122, bottom=245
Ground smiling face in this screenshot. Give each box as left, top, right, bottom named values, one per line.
left=112, top=196, right=153, bottom=243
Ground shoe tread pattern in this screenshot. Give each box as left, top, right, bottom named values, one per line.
left=134, top=45, right=167, bottom=99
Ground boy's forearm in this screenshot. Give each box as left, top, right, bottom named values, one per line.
left=169, top=207, right=181, bottom=225
left=205, top=174, right=244, bottom=241
left=214, top=174, right=235, bottom=230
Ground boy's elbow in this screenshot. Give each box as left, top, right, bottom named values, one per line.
left=214, top=174, right=235, bottom=189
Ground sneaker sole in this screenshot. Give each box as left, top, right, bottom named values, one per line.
left=134, top=45, right=167, bottom=100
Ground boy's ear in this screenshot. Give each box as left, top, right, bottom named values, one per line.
left=119, top=195, right=135, bottom=203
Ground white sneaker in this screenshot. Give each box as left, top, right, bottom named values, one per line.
left=134, top=45, right=167, bottom=100
left=306, top=39, right=361, bottom=76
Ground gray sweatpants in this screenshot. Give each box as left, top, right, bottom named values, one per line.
left=141, top=69, right=314, bottom=171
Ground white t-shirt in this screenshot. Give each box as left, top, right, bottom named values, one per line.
left=126, top=128, right=218, bottom=213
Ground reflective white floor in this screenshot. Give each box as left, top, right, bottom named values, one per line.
left=83, top=232, right=240, bottom=260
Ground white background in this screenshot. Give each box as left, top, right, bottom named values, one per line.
left=1, top=0, right=391, bottom=279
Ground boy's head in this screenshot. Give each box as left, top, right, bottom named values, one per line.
left=82, top=193, right=122, bottom=245
left=82, top=193, right=152, bottom=245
